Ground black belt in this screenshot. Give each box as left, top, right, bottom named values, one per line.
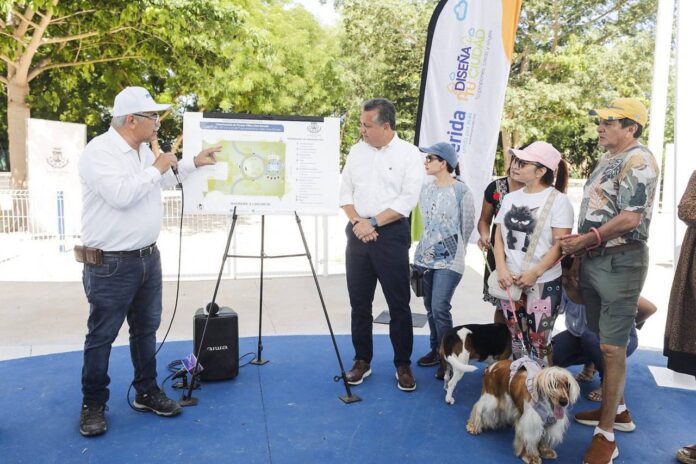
left=586, top=241, right=644, bottom=258
left=103, top=243, right=157, bottom=258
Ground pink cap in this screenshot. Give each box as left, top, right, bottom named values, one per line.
left=509, top=141, right=561, bottom=171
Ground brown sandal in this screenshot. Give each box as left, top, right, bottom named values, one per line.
left=576, top=364, right=596, bottom=382
left=586, top=388, right=602, bottom=402
left=677, top=444, right=696, bottom=464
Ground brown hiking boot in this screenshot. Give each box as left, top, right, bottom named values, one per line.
left=345, top=360, right=371, bottom=385
left=395, top=365, right=416, bottom=391
left=583, top=434, right=619, bottom=464
left=574, top=408, right=636, bottom=432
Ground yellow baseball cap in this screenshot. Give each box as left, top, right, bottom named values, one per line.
left=590, top=98, right=648, bottom=126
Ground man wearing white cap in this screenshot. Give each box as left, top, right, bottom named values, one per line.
left=559, top=98, right=659, bottom=464
left=77, top=86, right=220, bottom=437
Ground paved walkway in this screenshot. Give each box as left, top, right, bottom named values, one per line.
left=0, top=236, right=677, bottom=362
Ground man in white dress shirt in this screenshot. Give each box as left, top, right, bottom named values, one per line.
left=339, top=98, right=424, bottom=391
left=77, top=87, right=220, bottom=437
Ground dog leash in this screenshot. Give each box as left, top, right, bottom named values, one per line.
left=481, top=247, right=530, bottom=358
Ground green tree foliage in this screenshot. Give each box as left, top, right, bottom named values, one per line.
left=503, top=0, right=659, bottom=176
left=0, top=0, right=669, bottom=180
left=0, top=0, right=255, bottom=184
left=337, top=0, right=434, bottom=159
left=0, top=0, right=344, bottom=181
left=337, top=0, right=663, bottom=176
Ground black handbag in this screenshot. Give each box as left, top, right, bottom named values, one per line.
left=410, top=264, right=424, bottom=297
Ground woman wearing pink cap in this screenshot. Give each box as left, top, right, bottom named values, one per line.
left=492, top=141, right=572, bottom=364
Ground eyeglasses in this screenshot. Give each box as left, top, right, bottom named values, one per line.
left=134, top=113, right=160, bottom=123
left=425, top=155, right=443, bottom=163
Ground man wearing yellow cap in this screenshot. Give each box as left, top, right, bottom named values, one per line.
left=559, top=98, right=659, bottom=464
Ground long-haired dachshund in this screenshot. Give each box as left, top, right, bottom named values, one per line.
left=467, top=358, right=580, bottom=464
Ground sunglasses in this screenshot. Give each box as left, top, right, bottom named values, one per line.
left=425, top=155, right=444, bottom=163
left=511, top=155, right=542, bottom=169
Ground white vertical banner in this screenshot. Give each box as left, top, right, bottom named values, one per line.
left=415, top=0, right=522, bottom=232
left=26, top=119, right=85, bottom=238
left=675, top=0, right=696, bottom=254
left=648, top=0, right=675, bottom=184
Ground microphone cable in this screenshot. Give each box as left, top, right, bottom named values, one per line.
left=126, top=143, right=185, bottom=411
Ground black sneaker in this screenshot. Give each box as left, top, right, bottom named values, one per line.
left=133, top=389, right=182, bottom=417
left=79, top=403, right=107, bottom=437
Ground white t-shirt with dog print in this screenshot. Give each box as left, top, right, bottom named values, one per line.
left=494, top=187, right=573, bottom=283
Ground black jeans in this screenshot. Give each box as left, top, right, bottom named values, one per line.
left=345, top=218, right=412, bottom=366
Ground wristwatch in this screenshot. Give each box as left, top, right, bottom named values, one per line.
left=369, top=217, right=378, bottom=228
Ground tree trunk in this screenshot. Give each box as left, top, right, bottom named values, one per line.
left=501, top=127, right=512, bottom=175
left=7, top=80, right=30, bottom=189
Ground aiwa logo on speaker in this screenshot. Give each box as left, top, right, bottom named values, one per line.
left=206, top=345, right=229, bottom=351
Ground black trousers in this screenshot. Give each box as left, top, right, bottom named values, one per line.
left=345, top=218, right=413, bottom=366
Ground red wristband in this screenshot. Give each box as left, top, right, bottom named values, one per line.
left=586, top=227, right=602, bottom=250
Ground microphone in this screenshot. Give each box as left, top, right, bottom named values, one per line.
left=153, top=139, right=181, bottom=185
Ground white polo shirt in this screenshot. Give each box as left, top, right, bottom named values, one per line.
left=79, top=127, right=195, bottom=251
left=339, top=133, right=424, bottom=218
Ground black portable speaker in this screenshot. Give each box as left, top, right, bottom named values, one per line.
left=193, top=306, right=239, bottom=381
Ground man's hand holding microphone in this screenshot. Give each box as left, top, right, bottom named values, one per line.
left=153, top=149, right=179, bottom=175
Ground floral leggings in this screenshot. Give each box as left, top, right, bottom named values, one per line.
left=499, top=277, right=562, bottom=365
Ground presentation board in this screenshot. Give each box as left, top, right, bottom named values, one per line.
left=182, top=112, right=340, bottom=215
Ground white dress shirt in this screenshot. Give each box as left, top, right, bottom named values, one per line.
left=79, top=127, right=195, bottom=251
left=339, top=133, right=424, bottom=218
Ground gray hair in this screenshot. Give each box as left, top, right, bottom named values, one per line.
left=110, top=115, right=128, bottom=128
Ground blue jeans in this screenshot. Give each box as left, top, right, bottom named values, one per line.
left=419, top=267, right=462, bottom=351
left=552, top=327, right=638, bottom=380
left=81, top=250, right=163, bottom=405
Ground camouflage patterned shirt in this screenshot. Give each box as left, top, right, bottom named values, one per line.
left=577, top=144, right=659, bottom=247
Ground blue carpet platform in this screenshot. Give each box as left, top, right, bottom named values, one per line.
left=1, top=335, right=693, bottom=463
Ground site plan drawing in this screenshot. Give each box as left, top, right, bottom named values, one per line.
left=182, top=112, right=340, bottom=215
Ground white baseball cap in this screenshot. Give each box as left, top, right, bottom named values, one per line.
left=112, top=86, right=171, bottom=117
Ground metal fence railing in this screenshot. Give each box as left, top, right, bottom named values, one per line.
left=0, top=188, right=347, bottom=278
left=1, top=189, right=37, bottom=235
left=0, top=188, right=237, bottom=237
